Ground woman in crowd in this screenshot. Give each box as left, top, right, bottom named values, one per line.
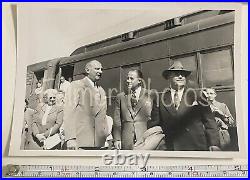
left=30, top=89, right=63, bottom=150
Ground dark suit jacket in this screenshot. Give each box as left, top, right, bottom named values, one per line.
left=149, top=88, right=220, bottom=151
left=113, top=88, right=153, bottom=150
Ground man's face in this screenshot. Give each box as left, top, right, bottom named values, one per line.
left=206, top=89, right=217, bottom=101
left=47, top=93, right=56, bottom=106
left=86, top=62, right=103, bottom=82
left=60, top=77, right=65, bottom=83
left=127, top=71, right=140, bottom=91
left=169, top=71, right=186, bottom=89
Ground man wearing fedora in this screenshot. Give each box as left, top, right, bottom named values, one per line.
left=148, top=61, right=220, bottom=151
left=113, top=69, right=154, bottom=150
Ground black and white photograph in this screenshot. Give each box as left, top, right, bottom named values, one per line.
left=7, top=3, right=247, bottom=158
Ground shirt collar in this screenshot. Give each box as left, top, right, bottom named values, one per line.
left=85, top=76, right=95, bottom=88
left=170, top=87, right=185, bottom=102
left=170, top=88, right=184, bottom=94
left=131, top=86, right=141, bottom=99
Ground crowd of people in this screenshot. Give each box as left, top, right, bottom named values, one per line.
left=21, top=60, right=235, bottom=151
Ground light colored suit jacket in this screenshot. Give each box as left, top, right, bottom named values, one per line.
left=30, top=104, right=63, bottom=149
left=63, top=77, right=108, bottom=148
left=211, top=100, right=235, bottom=128
left=113, top=88, right=153, bottom=150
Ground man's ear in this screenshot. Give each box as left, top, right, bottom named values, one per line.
left=85, top=67, right=89, bottom=74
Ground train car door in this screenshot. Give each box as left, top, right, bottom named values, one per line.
left=55, top=65, right=74, bottom=90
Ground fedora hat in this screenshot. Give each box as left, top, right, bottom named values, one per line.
left=162, top=61, right=191, bottom=79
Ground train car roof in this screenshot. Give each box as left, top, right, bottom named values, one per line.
left=27, top=57, right=65, bottom=72
left=59, top=11, right=234, bottom=66
left=70, top=10, right=234, bottom=56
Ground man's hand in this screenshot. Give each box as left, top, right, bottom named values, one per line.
left=36, top=134, right=46, bottom=142
left=114, top=140, right=121, bottom=150
left=209, top=146, right=221, bottom=151
left=67, top=139, right=77, bottom=150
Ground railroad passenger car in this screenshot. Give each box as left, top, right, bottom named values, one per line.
left=25, top=10, right=238, bottom=150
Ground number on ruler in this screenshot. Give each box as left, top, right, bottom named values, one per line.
left=234, top=165, right=241, bottom=170
left=141, top=167, right=146, bottom=172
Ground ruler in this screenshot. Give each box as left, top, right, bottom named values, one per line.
left=3, top=164, right=248, bottom=178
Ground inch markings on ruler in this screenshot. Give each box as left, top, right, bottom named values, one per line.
left=3, top=164, right=248, bottom=177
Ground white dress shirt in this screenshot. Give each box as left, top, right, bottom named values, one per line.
left=170, top=88, right=184, bottom=106
left=42, top=104, right=52, bottom=126
left=131, top=86, right=141, bottom=101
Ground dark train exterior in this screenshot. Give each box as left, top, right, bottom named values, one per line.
left=25, top=10, right=238, bottom=150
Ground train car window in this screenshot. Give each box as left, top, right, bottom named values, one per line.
left=98, top=67, right=120, bottom=97
left=200, top=48, right=233, bottom=87
left=141, top=58, right=171, bottom=92
left=33, top=70, right=44, bottom=90
left=120, top=64, right=141, bottom=92
left=34, top=70, right=44, bottom=82
left=61, top=65, right=74, bottom=82
left=171, top=55, right=198, bottom=88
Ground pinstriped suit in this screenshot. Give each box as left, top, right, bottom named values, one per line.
left=113, top=88, right=153, bottom=150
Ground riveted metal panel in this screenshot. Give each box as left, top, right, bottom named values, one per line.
left=99, top=67, right=120, bottom=96
left=138, top=24, right=165, bottom=37
left=198, top=23, right=234, bottom=50
left=98, top=41, right=169, bottom=69
left=169, top=32, right=201, bottom=56
left=73, top=60, right=90, bottom=76
left=169, top=23, right=234, bottom=56
left=141, top=58, right=171, bottom=92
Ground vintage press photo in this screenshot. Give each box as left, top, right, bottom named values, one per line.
left=8, top=3, right=247, bottom=158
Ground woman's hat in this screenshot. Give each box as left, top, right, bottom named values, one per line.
left=162, top=61, right=191, bottom=79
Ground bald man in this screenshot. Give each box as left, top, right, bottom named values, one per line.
left=63, top=60, right=109, bottom=150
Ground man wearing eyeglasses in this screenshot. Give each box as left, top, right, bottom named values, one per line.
left=148, top=61, right=220, bottom=151
left=63, top=60, right=109, bottom=150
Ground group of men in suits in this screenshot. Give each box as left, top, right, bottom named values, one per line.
left=63, top=59, right=223, bottom=151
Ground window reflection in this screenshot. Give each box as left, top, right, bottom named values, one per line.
left=201, top=49, right=233, bottom=87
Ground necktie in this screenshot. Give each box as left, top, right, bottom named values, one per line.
left=131, top=90, right=137, bottom=109
left=174, top=91, right=180, bottom=110
left=94, top=83, right=101, bottom=102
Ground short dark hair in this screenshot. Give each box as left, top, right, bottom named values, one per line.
left=129, top=69, right=143, bottom=79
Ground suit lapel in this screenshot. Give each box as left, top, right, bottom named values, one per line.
left=81, top=77, right=101, bottom=116
left=124, top=93, right=135, bottom=119
left=163, top=91, right=177, bottom=115
left=176, top=89, right=187, bottom=113
left=94, top=86, right=106, bottom=116
left=41, top=104, right=46, bottom=113
left=133, top=88, right=146, bottom=117
left=48, top=105, right=57, bottom=115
